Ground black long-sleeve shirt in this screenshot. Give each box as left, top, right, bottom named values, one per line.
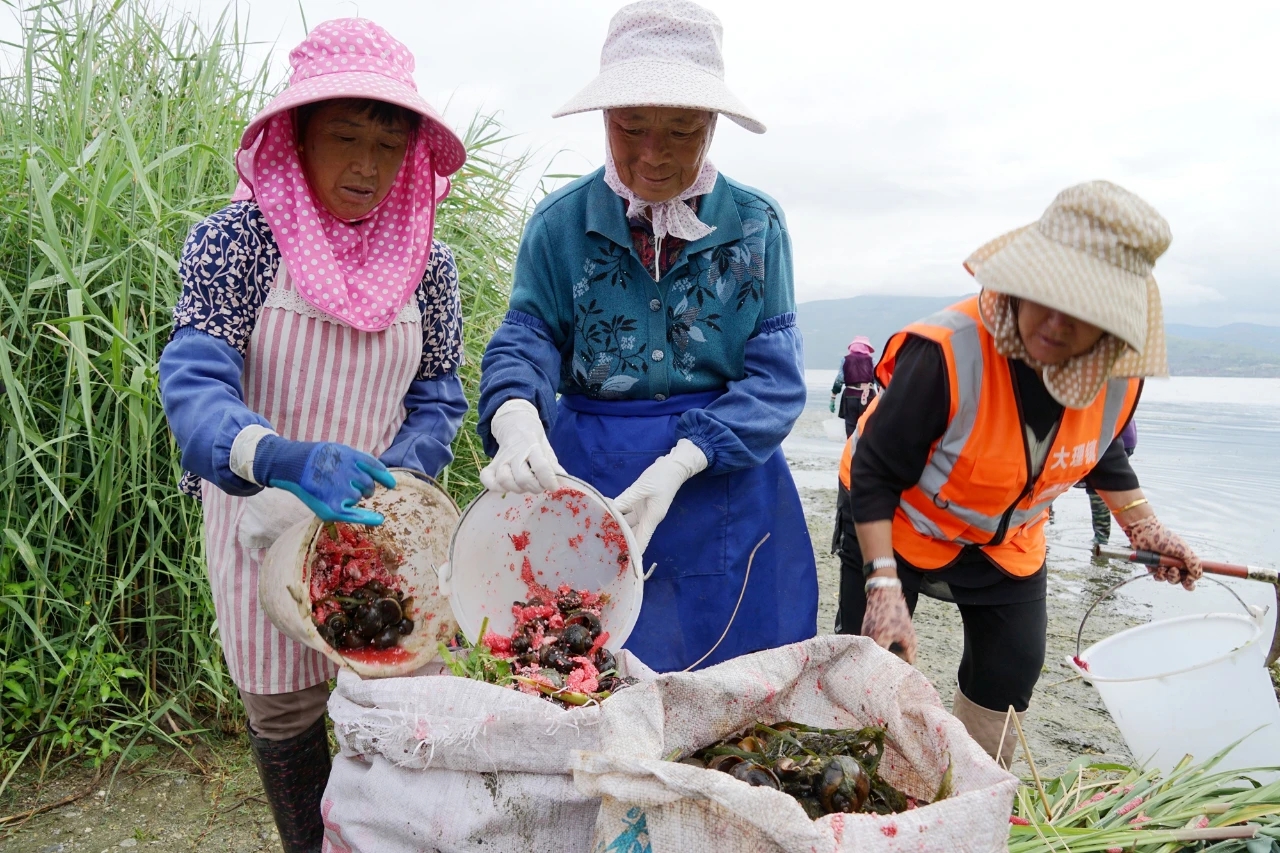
left=849, top=336, right=1140, bottom=603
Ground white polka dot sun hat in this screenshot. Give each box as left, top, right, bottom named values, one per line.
left=964, top=181, right=1170, bottom=384
left=553, top=0, right=766, bottom=134
left=240, top=18, right=465, bottom=176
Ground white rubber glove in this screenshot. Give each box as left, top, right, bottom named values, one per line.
left=479, top=399, right=566, bottom=494
left=613, top=439, right=708, bottom=554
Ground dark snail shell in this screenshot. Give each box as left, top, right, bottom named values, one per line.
left=564, top=610, right=602, bottom=638
left=325, top=612, right=351, bottom=636
left=540, top=645, right=575, bottom=674
left=353, top=603, right=382, bottom=639
left=371, top=626, right=400, bottom=650
left=594, top=648, right=616, bottom=674
left=557, top=590, right=583, bottom=613
left=816, top=756, right=870, bottom=814
left=374, top=597, right=402, bottom=626
left=511, top=634, right=532, bottom=655
left=560, top=624, right=593, bottom=656
left=706, top=754, right=744, bottom=774
left=396, top=618, right=414, bottom=636
left=731, top=761, right=781, bottom=790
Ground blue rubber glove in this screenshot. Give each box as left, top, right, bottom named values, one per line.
left=252, top=436, right=397, bottom=526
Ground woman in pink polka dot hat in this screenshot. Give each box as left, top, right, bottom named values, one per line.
left=157, top=19, right=465, bottom=851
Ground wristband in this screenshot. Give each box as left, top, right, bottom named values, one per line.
left=862, top=556, right=897, bottom=578
left=865, top=577, right=903, bottom=592
left=1116, top=498, right=1149, bottom=514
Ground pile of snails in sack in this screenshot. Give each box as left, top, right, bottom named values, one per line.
left=675, top=722, right=931, bottom=818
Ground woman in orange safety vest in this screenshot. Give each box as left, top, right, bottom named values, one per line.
left=839, top=182, right=1202, bottom=766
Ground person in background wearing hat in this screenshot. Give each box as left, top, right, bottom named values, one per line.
left=839, top=181, right=1202, bottom=766
left=476, top=0, right=817, bottom=672
left=830, top=335, right=879, bottom=437
left=1083, top=419, right=1138, bottom=544
left=829, top=336, right=880, bottom=634
left=157, top=20, right=467, bottom=851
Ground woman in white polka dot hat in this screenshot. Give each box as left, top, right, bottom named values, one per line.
left=157, top=19, right=466, bottom=851
left=842, top=180, right=1202, bottom=766
left=477, top=0, right=819, bottom=673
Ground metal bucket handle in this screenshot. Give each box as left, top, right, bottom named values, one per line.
left=1075, top=572, right=1253, bottom=659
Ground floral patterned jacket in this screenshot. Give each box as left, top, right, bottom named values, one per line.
left=478, top=168, right=806, bottom=475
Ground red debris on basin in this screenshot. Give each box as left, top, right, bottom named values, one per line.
left=308, top=523, right=416, bottom=655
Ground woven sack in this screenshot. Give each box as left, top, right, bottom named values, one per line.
left=573, top=635, right=1018, bottom=853
left=320, top=653, right=655, bottom=853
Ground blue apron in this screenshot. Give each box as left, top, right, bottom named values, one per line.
left=549, top=392, right=818, bottom=672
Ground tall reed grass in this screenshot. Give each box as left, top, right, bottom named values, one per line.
left=0, top=0, right=530, bottom=781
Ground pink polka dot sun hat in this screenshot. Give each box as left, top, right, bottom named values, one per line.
left=240, top=18, right=464, bottom=175
left=233, top=18, right=465, bottom=333
left=553, top=0, right=766, bottom=134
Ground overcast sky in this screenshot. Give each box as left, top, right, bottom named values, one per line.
left=15, top=0, right=1280, bottom=325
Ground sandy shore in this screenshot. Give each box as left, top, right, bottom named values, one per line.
left=785, top=406, right=1145, bottom=777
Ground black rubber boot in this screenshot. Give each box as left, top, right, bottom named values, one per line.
left=248, top=715, right=331, bottom=853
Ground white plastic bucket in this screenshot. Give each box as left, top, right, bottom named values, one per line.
left=1069, top=583, right=1280, bottom=775
left=822, top=417, right=847, bottom=442
left=438, top=475, right=644, bottom=650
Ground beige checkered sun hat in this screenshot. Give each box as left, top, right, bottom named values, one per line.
left=965, top=180, right=1171, bottom=384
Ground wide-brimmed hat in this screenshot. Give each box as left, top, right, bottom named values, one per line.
left=553, top=0, right=765, bottom=134
left=964, top=180, right=1169, bottom=377
left=240, top=18, right=465, bottom=176
left=847, top=336, right=875, bottom=355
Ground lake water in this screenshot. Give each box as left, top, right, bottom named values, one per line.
left=787, top=372, right=1280, bottom=628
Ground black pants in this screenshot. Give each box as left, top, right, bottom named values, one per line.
left=832, top=489, right=1048, bottom=713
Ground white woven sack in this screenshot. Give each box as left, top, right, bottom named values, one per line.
left=573, top=635, right=1019, bottom=853
left=320, top=653, right=655, bottom=853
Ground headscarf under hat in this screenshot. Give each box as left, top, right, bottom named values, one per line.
left=964, top=181, right=1171, bottom=408
left=602, top=114, right=719, bottom=242
left=233, top=19, right=465, bottom=333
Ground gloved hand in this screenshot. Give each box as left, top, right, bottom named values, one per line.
left=861, top=582, right=917, bottom=663
left=479, top=398, right=566, bottom=494
left=613, top=439, right=708, bottom=554
left=1123, top=515, right=1203, bottom=590
left=829, top=394, right=837, bottom=413
left=252, top=436, right=397, bottom=526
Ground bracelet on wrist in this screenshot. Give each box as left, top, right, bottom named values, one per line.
left=862, top=556, right=897, bottom=578
left=865, top=576, right=903, bottom=592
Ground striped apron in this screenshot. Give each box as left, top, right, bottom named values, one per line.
left=201, top=266, right=422, bottom=694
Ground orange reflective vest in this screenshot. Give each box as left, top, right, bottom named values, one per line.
left=857, top=297, right=1140, bottom=578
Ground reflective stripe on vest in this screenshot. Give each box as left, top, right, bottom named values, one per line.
left=865, top=296, right=1140, bottom=577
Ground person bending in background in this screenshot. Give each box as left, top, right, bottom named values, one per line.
left=830, top=335, right=879, bottom=437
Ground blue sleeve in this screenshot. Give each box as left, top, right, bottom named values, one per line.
left=476, top=214, right=571, bottom=456
left=677, top=222, right=805, bottom=475
left=477, top=311, right=563, bottom=457
left=379, top=372, right=467, bottom=477
left=677, top=313, right=806, bottom=474
left=158, top=329, right=272, bottom=496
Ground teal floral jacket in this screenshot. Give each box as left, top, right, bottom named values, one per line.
left=478, top=168, right=806, bottom=475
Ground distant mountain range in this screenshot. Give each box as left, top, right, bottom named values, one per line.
left=798, top=295, right=1280, bottom=377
